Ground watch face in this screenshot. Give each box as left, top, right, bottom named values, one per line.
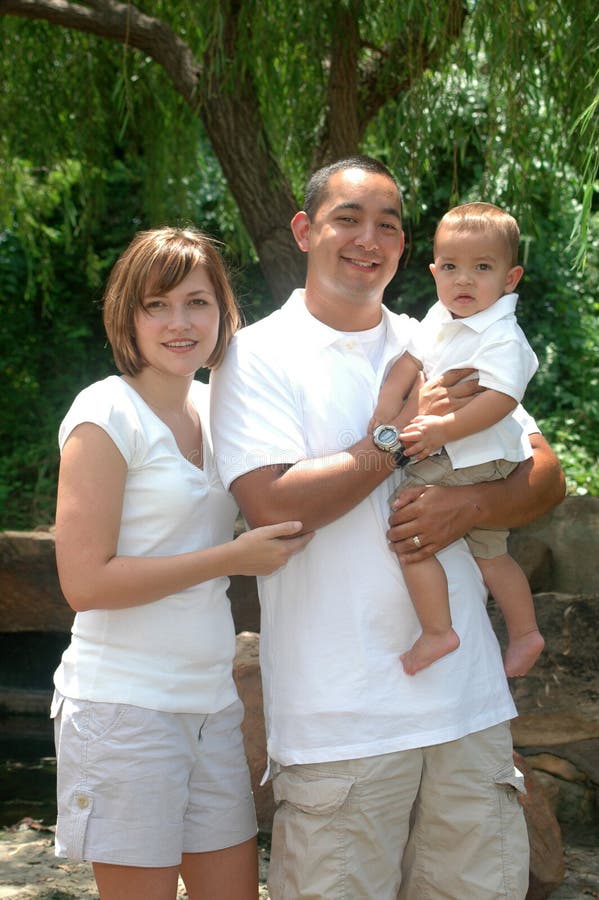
left=373, top=424, right=401, bottom=450
left=377, top=426, right=397, bottom=446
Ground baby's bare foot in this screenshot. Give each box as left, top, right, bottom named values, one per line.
left=400, top=629, right=460, bottom=676
left=504, top=630, right=545, bottom=677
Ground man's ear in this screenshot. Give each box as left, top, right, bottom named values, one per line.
left=291, top=211, right=311, bottom=252
left=506, top=265, right=524, bottom=293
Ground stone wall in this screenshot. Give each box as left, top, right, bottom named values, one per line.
left=1, top=496, right=598, bottom=870
left=2, top=496, right=596, bottom=636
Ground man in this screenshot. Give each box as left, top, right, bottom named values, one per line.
left=211, top=157, right=564, bottom=899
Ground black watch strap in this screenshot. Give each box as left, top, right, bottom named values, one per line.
left=392, top=444, right=411, bottom=468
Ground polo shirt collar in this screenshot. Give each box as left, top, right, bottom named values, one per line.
left=281, top=288, right=398, bottom=349
left=433, top=292, right=519, bottom=334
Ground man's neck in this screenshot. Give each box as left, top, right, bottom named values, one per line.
left=302, top=286, right=384, bottom=332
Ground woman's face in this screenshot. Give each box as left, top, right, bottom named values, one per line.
left=133, top=265, right=220, bottom=377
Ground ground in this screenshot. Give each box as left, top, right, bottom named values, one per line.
left=1, top=820, right=599, bottom=899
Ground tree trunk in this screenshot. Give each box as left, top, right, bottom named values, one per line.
left=200, top=82, right=306, bottom=303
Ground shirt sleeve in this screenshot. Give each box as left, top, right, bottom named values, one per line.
left=472, top=335, right=538, bottom=402
left=58, top=379, right=142, bottom=466
left=513, top=403, right=539, bottom=435
left=210, top=327, right=307, bottom=491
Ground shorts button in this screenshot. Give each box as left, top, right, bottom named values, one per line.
left=76, top=794, right=90, bottom=809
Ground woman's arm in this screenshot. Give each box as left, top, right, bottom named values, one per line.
left=387, top=432, right=565, bottom=562
left=55, top=423, right=312, bottom=612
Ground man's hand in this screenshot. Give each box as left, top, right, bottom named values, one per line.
left=418, top=368, right=483, bottom=417
left=387, top=484, right=480, bottom=562
left=386, top=434, right=566, bottom=564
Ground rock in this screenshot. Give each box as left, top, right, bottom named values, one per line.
left=516, top=751, right=565, bottom=899
left=489, top=593, right=599, bottom=756
left=510, top=496, right=599, bottom=595
left=524, top=752, right=588, bottom=784
left=508, top=533, right=553, bottom=593
left=0, top=531, right=72, bottom=633
left=0, top=528, right=261, bottom=635
left=233, top=632, right=274, bottom=832
left=228, top=575, right=261, bottom=634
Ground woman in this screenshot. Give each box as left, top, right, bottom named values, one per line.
left=52, top=227, right=311, bottom=900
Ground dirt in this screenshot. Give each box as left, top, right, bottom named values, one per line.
left=1, top=820, right=598, bottom=899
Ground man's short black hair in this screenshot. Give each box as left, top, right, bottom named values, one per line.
left=303, top=156, right=401, bottom=220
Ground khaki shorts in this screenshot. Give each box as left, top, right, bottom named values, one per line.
left=51, top=691, right=256, bottom=866
left=268, top=721, right=528, bottom=899
left=395, top=451, right=517, bottom=559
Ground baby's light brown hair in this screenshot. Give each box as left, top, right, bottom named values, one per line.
left=434, top=202, right=520, bottom=267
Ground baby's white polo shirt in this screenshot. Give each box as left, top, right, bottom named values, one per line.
left=411, top=293, right=538, bottom=468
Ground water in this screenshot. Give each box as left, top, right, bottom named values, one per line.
left=0, top=715, right=57, bottom=828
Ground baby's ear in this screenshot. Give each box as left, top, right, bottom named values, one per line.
left=429, top=263, right=437, bottom=279
left=506, top=264, right=524, bottom=292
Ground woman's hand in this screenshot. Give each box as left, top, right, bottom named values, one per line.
left=232, top=521, right=314, bottom=575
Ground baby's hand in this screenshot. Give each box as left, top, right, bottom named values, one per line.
left=399, top=415, right=446, bottom=459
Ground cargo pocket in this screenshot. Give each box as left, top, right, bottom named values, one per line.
left=269, top=769, right=357, bottom=898
left=495, top=764, right=526, bottom=797
left=494, top=764, right=529, bottom=898
left=273, top=768, right=355, bottom=816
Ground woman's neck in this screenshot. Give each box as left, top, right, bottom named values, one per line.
left=123, top=369, right=194, bottom=415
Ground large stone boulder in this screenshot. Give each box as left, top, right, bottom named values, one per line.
left=516, top=751, right=565, bottom=900
left=490, top=590, right=599, bottom=897
left=0, top=530, right=72, bottom=633
left=509, top=495, right=599, bottom=594
left=233, top=632, right=274, bottom=832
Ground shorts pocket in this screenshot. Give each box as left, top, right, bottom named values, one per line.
left=494, top=764, right=529, bottom=898
left=494, top=763, right=526, bottom=796
left=56, top=789, right=94, bottom=862
left=65, top=697, right=132, bottom=743
left=273, top=769, right=355, bottom=816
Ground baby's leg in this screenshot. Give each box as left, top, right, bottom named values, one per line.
left=400, top=557, right=460, bottom=675
left=477, top=554, right=544, bottom=677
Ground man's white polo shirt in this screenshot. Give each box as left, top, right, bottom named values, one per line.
left=211, top=290, right=516, bottom=766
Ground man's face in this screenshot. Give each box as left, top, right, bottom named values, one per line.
left=292, top=168, right=404, bottom=325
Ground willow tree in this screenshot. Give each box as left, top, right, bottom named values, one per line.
left=0, top=0, right=596, bottom=300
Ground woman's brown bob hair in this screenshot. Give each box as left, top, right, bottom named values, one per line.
left=103, top=227, right=242, bottom=375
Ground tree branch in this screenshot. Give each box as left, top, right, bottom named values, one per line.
left=356, top=0, right=467, bottom=133
left=0, top=0, right=305, bottom=299
left=0, top=0, right=201, bottom=105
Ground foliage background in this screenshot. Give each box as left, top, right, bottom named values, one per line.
left=0, top=2, right=597, bottom=529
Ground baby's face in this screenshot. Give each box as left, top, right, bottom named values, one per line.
left=429, top=226, right=522, bottom=318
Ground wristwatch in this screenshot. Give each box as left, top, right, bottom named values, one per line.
left=372, top=424, right=410, bottom=468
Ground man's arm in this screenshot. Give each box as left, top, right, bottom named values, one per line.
left=231, top=437, right=396, bottom=532
left=230, top=368, right=484, bottom=532
left=388, top=433, right=565, bottom=562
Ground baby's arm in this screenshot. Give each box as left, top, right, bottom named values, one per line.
left=370, top=352, right=421, bottom=430
left=399, top=388, right=516, bottom=459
